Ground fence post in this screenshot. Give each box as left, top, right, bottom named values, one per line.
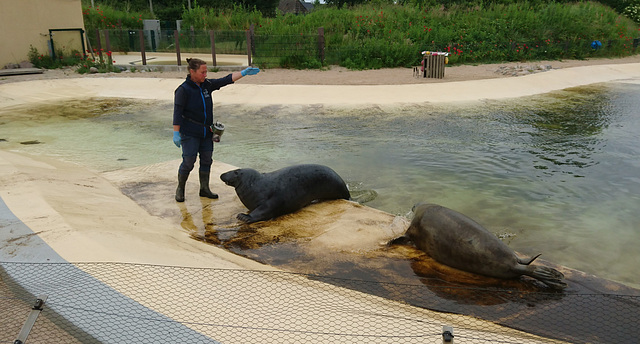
left=175, top=30, right=181, bottom=66
left=318, top=27, right=325, bottom=65
left=250, top=23, right=255, bottom=56
left=210, top=30, right=217, bottom=66
left=104, top=30, right=111, bottom=54
left=95, top=29, right=102, bottom=57
left=139, top=30, right=146, bottom=65
left=246, top=29, right=252, bottom=66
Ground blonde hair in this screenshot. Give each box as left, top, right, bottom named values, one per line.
left=186, top=58, right=206, bottom=71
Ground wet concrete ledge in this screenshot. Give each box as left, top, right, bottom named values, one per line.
left=0, top=68, right=44, bottom=76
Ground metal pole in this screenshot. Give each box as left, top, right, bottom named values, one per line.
left=14, top=295, right=47, bottom=344
left=80, top=29, right=87, bottom=59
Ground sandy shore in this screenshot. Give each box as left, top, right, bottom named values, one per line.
left=2, top=56, right=640, bottom=343
left=3, top=54, right=640, bottom=86
left=2, top=56, right=640, bottom=110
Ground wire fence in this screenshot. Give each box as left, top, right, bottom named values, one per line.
left=83, top=28, right=640, bottom=69
left=1, top=262, right=639, bottom=344
left=86, top=29, right=249, bottom=56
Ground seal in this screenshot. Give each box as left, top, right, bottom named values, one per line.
left=390, top=203, right=567, bottom=289
left=220, top=164, right=351, bottom=223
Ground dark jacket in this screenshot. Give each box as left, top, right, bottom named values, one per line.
left=173, top=74, right=234, bottom=138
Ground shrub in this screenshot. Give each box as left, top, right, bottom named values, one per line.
left=27, top=45, right=84, bottom=69
left=623, top=1, right=640, bottom=23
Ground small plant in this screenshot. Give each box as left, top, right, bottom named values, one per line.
left=76, top=49, right=120, bottom=74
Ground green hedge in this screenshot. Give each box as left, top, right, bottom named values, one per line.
left=84, top=1, right=640, bottom=69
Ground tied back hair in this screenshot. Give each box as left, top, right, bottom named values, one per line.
left=186, top=57, right=206, bottom=72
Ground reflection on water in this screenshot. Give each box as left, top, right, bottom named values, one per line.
left=1, top=82, right=639, bottom=288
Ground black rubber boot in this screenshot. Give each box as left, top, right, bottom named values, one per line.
left=199, top=171, right=219, bottom=199
left=175, top=173, right=189, bottom=202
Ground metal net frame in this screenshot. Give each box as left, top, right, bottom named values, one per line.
left=1, top=262, right=638, bottom=344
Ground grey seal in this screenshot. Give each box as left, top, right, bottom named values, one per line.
left=220, top=164, right=350, bottom=223
left=391, top=203, right=566, bottom=289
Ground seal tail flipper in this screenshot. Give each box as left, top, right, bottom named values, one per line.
left=518, top=253, right=542, bottom=265
left=529, top=265, right=567, bottom=290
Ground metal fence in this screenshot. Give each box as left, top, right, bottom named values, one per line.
left=1, top=262, right=639, bottom=344
left=87, top=29, right=248, bottom=56
left=86, top=28, right=323, bottom=68
left=84, top=27, right=640, bottom=69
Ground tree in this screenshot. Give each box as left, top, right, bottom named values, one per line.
left=240, top=0, right=280, bottom=16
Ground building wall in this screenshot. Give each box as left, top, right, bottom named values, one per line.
left=0, top=0, right=85, bottom=67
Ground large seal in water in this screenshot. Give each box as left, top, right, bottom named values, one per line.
left=391, top=203, right=566, bottom=289
left=220, top=164, right=351, bottom=223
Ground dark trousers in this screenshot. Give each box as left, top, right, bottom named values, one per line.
left=178, top=134, right=213, bottom=175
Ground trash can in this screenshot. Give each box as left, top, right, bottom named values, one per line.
left=421, top=51, right=448, bottom=79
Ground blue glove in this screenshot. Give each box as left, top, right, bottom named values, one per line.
left=173, top=131, right=181, bottom=147
left=241, top=67, right=260, bottom=76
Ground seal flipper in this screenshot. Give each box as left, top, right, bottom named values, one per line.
left=529, top=265, right=567, bottom=289
left=387, top=235, right=412, bottom=247
left=517, top=254, right=567, bottom=289
left=238, top=204, right=273, bottom=224
left=237, top=213, right=254, bottom=223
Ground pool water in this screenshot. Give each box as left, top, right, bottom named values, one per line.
left=1, top=81, right=638, bottom=288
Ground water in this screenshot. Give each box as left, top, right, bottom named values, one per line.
left=1, top=81, right=638, bottom=288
